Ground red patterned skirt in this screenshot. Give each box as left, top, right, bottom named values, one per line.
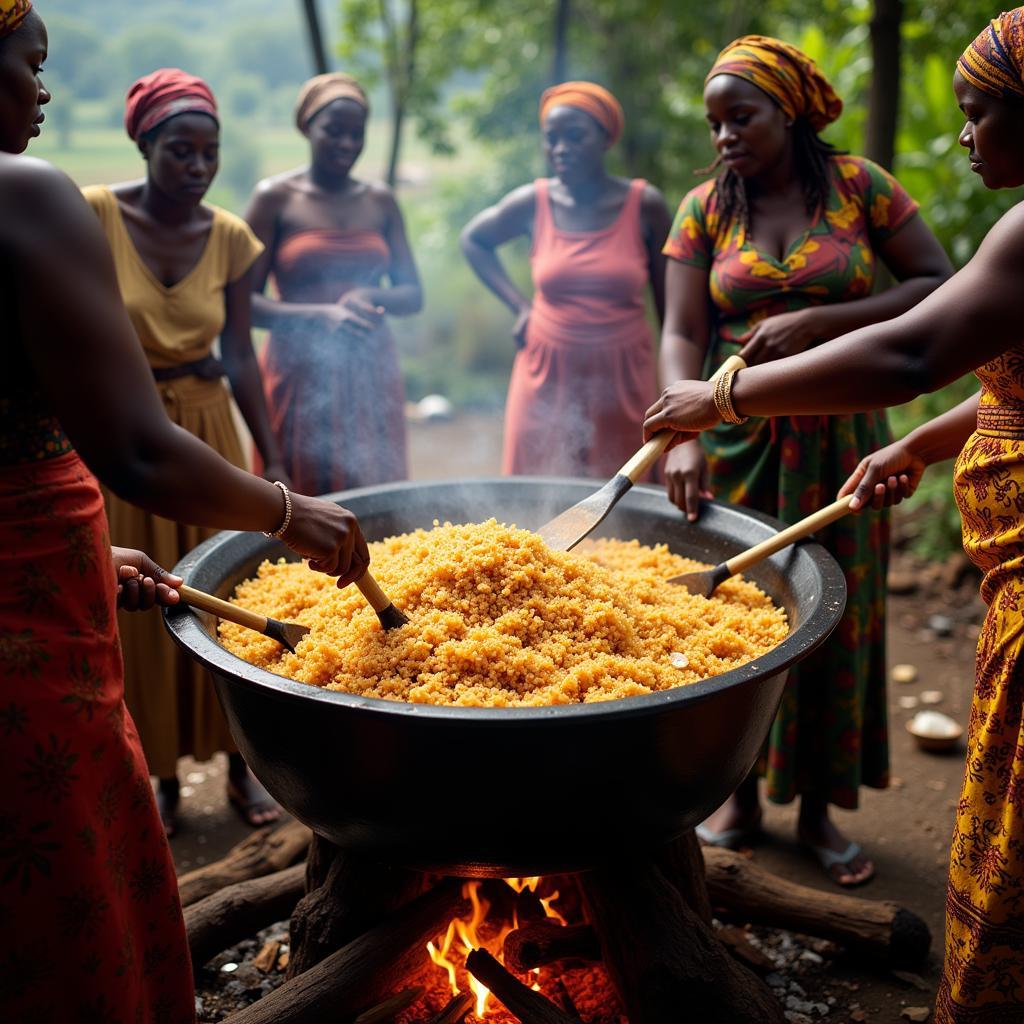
left=0, top=452, right=195, bottom=1023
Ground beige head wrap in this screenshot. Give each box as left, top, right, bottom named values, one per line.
left=295, top=73, right=369, bottom=132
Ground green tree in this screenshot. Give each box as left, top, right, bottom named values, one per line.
left=109, top=25, right=202, bottom=88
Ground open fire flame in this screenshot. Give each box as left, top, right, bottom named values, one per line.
left=426, top=876, right=565, bottom=1018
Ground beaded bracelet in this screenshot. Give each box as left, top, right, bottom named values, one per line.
left=262, top=481, right=293, bottom=539
left=713, top=369, right=748, bottom=425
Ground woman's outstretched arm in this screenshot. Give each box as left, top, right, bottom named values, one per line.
left=644, top=202, right=1024, bottom=440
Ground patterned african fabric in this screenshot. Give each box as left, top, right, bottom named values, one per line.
left=257, top=228, right=407, bottom=495
left=0, top=450, right=194, bottom=1023
left=0, top=0, right=30, bottom=37
left=935, top=355, right=1024, bottom=1022
left=0, top=389, right=72, bottom=464
left=957, top=7, right=1024, bottom=101
left=124, top=68, right=218, bottom=142
left=664, top=155, right=919, bottom=807
left=706, top=34, right=842, bottom=131
left=84, top=185, right=262, bottom=777
left=503, top=178, right=658, bottom=478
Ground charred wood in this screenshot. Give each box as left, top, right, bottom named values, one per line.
left=581, top=856, right=785, bottom=1024
left=702, top=846, right=931, bottom=968
left=465, top=949, right=581, bottom=1024
left=502, top=921, right=600, bottom=972
left=655, top=829, right=712, bottom=925
left=352, top=986, right=424, bottom=1024
left=221, top=880, right=467, bottom=1024
left=422, top=992, right=474, bottom=1024
left=185, top=862, right=305, bottom=971
left=178, top=819, right=311, bottom=907
left=287, top=833, right=427, bottom=979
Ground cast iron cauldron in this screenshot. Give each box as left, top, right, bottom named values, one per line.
left=165, top=479, right=845, bottom=877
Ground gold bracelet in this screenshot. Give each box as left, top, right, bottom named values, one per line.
left=262, top=481, right=293, bottom=539
left=713, top=369, right=748, bottom=425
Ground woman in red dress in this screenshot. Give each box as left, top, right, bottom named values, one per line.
left=245, top=73, right=423, bottom=495
left=461, top=82, right=672, bottom=478
left=0, top=6, right=369, bottom=1018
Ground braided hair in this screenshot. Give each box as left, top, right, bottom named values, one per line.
left=707, top=118, right=844, bottom=231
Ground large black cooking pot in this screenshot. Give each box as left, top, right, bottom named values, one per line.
left=165, top=479, right=845, bottom=877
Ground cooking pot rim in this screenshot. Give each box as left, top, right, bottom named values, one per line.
left=165, top=477, right=847, bottom=723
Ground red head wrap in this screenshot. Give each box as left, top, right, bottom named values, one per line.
left=539, top=81, right=625, bottom=145
left=958, top=8, right=1024, bottom=100
left=124, top=68, right=218, bottom=142
left=0, top=0, right=31, bottom=38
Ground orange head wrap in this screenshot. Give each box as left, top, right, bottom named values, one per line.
left=958, top=8, right=1024, bottom=100
left=538, top=81, right=624, bottom=145
left=124, top=68, right=218, bottom=141
left=706, top=35, right=842, bottom=132
left=0, top=0, right=31, bottom=38
left=295, top=72, right=369, bottom=133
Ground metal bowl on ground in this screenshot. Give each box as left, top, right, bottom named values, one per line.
left=165, top=478, right=845, bottom=877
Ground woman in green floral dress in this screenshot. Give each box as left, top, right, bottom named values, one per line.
left=661, top=35, right=952, bottom=884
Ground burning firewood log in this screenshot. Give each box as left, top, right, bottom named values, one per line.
left=421, top=992, right=474, bottom=1024
left=352, top=986, right=424, bottom=1023
left=465, top=948, right=582, bottom=1024
left=178, top=819, right=311, bottom=907
left=502, top=921, right=601, bottom=972
left=185, top=862, right=305, bottom=972
left=221, top=880, right=467, bottom=1024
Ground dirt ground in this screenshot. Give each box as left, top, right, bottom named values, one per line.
left=171, top=411, right=983, bottom=1023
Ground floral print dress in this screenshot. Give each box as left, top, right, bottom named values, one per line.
left=664, top=155, right=919, bottom=809
left=935, top=356, right=1024, bottom=1022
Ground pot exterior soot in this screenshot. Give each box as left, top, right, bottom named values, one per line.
left=165, top=478, right=845, bottom=877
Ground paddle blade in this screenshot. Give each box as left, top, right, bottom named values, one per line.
left=666, top=563, right=731, bottom=598
left=264, top=618, right=311, bottom=654
left=535, top=475, right=631, bottom=552
left=375, top=603, right=410, bottom=631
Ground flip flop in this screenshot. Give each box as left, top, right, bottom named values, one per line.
left=226, top=777, right=281, bottom=829
left=696, top=820, right=763, bottom=849
left=803, top=840, right=874, bottom=887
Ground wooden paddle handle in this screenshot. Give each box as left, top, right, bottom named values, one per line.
left=620, top=354, right=748, bottom=484
left=355, top=571, right=393, bottom=613
left=724, top=495, right=855, bottom=576
left=178, top=584, right=269, bottom=632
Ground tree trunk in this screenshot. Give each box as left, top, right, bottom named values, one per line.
left=383, top=0, right=419, bottom=187
left=300, top=0, right=330, bottom=75
left=551, top=0, right=571, bottom=86
left=865, top=0, right=903, bottom=170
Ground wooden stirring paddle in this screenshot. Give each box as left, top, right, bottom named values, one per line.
left=178, top=569, right=408, bottom=654
left=179, top=584, right=310, bottom=653
left=667, top=495, right=854, bottom=597
left=536, top=354, right=748, bottom=552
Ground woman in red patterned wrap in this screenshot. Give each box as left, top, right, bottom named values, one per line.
left=0, top=7, right=369, bottom=1019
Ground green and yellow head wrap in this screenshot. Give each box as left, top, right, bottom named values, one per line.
left=705, top=34, right=842, bottom=132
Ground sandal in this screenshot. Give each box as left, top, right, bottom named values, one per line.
left=803, top=839, right=874, bottom=887
left=226, top=774, right=281, bottom=829
left=696, top=810, right=763, bottom=850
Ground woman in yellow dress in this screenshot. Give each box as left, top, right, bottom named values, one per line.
left=85, top=69, right=289, bottom=835
left=644, top=9, right=1024, bottom=1018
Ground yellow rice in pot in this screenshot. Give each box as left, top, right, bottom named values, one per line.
left=218, top=519, right=789, bottom=707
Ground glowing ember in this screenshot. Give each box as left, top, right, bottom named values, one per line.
left=413, top=877, right=625, bottom=1023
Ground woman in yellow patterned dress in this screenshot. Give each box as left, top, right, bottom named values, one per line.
left=644, top=9, right=1024, bottom=1019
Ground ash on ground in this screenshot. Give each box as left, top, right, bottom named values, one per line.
left=193, top=917, right=863, bottom=1022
